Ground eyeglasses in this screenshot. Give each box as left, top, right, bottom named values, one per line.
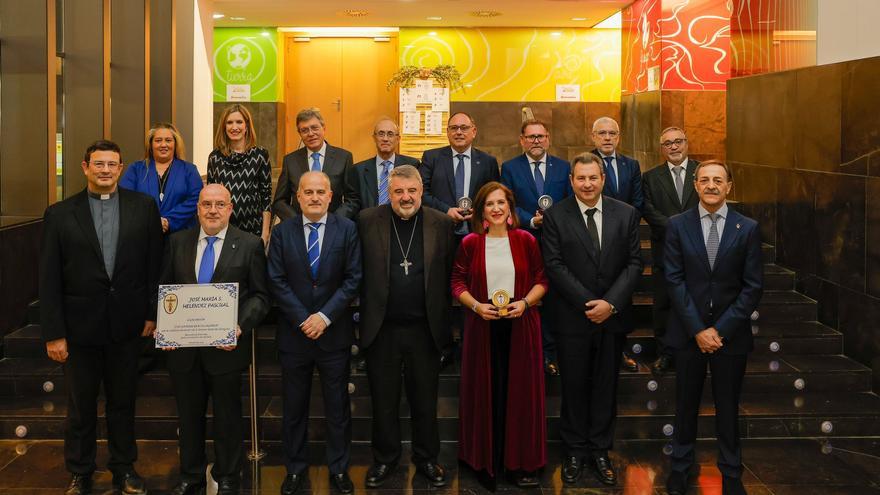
left=90, top=161, right=121, bottom=170
left=199, top=201, right=230, bottom=210
left=522, top=134, right=548, bottom=142
left=374, top=131, right=398, bottom=138
left=298, top=125, right=323, bottom=135
left=661, top=138, right=687, bottom=148
left=447, top=125, right=473, bottom=133
left=594, top=130, right=619, bottom=137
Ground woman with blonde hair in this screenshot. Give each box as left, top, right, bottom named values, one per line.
left=120, top=122, right=203, bottom=233
left=207, top=104, right=272, bottom=244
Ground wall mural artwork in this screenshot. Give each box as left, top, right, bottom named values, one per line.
left=399, top=28, right=621, bottom=102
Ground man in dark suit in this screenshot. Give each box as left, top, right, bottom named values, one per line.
left=542, top=152, right=642, bottom=487
left=500, top=119, right=572, bottom=376
left=642, top=127, right=699, bottom=374
left=268, top=171, right=362, bottom=495
left=419, top=111, right=499, bottom=236
left=273, top=108, right=358, bottom=220
left=357, top=165, right=455, bottom=488
left=40, top=140, right=163, bottom=495
left=341, top=118, right=419, bottom=218
left=663, top=160, right=763, bottom=495
left=158, top=183, right=270, bottom=495
left=590, top=116, right=644, bottom=373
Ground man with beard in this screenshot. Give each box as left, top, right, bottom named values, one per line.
left=357, top=165, right=456, bottom=488
left=500, top=119, right=571, bottom=376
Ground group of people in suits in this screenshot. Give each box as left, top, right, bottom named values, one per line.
left=39, top=106, right=762, bottom=495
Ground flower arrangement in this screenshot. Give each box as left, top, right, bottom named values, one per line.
left=387, top=64, right=464, bottom=92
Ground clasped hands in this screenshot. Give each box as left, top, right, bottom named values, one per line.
left=473, top=300, right=527, bottom=321
left=584, top=299, right=613, bottom=324
left=300, top=313, right=328, bottom=340
left=695, top=327, right=723, bottom=353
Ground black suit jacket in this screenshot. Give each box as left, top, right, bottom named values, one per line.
left=40, top=188, right=163, bottom=345
left=642, top=159, right=699, bottom=261
left=542, top=195, right=643, bottom=336
left=419, top=146, right=499, bottom=212
left=344, top=154, right=420, bottom=216
left=267, top=213, right=362, bottom=353
left=663, top=206, right=763, bottom=355
left=357, top=205, right=455, bottom=351
left=273, top=143, right=357, bottom=220
left=159, top=225, right=271, bottom=374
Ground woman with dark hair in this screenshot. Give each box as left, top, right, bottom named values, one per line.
left=451, top=181, right=548, bottom=490
left=119, top=122, right=202, bottom=234
left=207, top=104, right=272, bottom=244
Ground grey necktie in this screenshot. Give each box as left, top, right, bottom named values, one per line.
left=706, top=213, right=720, bottom=269
left=672, top=165, right=684, bottom=203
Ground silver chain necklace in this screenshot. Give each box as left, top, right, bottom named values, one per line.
left=391, top=214, right=418, bottom=276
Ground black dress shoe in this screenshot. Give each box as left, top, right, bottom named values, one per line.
left=510, top=470, right=540, bottom=488
left=722, top=475, right=747, bottom=495
left=416, top=461, right=447, bottom=487
left=65, top=474, right=93, bottom=495
left=651, top=354, right=673, bottom=375
left=621, top=352, right=639, bottom=372
left=590, top=455, right=617, bottom=486
left=561, top=456, right=582, bottom=484
left=217, top=478, right=240, bottom=495
left=112, top=470, right=147, bottom=494
left=665, top=470, right=688, bottom=495
left=544, top=358, right=560, bottom=376
left=439, top=352, right=455, bottom=369
left=329, top=472, right=354, bottom=494
left=280, top=472, right=306, bottom=495
left=364, top=462, right=396, bottom=488
left=171, top=479, right=206, bottom=495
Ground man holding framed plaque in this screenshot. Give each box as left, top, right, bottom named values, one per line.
left=268, top=171, right=362, bottom=495
left=156, top=184, right=270, bottom=495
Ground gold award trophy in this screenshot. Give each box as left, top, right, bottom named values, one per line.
left=491, top=289, right=511, bottom=317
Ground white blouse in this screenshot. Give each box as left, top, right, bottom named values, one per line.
left=485, top=236, right=516, bottom=300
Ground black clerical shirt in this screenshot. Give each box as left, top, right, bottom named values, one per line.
left=386, top=208, right=427, bottom=322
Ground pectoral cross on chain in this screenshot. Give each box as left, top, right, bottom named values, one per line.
left=400, top=258, right=413, bottom=276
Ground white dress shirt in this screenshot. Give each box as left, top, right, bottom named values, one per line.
left=698, top=202, right=728, bottom=245
left=667, top=157, right=689, bottom=183
left=306, top=142, right=328, bottom=170
left=575, top=195, right=603, bottom=249
left=597, top=152, right=619, bottom=190
left=194, top=226, right=228, bottom=276
left=452, top=147, right=473, bottom=198
left=303, top=214, right=331, bottom=326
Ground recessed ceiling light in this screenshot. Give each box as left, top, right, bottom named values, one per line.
left=470, top=10, right=501, bottom=18
left=426, top=16, right=442, bottom=21
left=551, top=32, right=562, bottom=37
left=428, top=31, right=437, bottom=36
left=230, top=16, right=246, bottom=21
left=342, top=9, right=369, bottom=17
left=212, top=13, right=225, bottom=19
left=571, top=17, right=587, bottom=21
left=261, top=31, right=271, bottom=37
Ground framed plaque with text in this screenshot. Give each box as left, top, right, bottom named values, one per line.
left=155, top=283, right=238, bottom=348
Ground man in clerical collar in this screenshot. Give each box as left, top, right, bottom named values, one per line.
left=356, top=165, right=456, bottom=489
left=40, top=140, right=163, bottom=495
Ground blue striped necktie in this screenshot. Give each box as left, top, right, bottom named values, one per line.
left=307, top=223, right=321, bottom=279
left=311, top=152, right=321, bottom=172
left=197, top=236, right=217, bottom=284
left=378, top=160, right=392, bottom=205
left=603, top=155, right=618, bottom=195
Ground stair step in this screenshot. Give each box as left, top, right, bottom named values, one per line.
left=1, top=391, right=877, bottom=441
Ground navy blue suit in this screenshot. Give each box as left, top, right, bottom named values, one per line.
left=419, top=145, right=499, bottom=214
left=500, top=153, right=572, bottom=238
left=591, top=149, right=643, bottom=212
left=267, top=213, right=362, bottom=476
left=663, top=204, right=763, bottom=478
left=119, top=158, right=203, bottom=233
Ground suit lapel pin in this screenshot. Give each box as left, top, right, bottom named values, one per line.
left=736, top=223, right=741, bottom=229
left=232, top=243, right=237, bottom=249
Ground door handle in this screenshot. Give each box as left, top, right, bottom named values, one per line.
left=333, top=98, right=341, bottom=111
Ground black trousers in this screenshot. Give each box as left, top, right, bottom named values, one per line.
left=651, top=255, right=670, bottom=356
left=539, top=304, right=557, bottom=362
left=279, top=345, right=351, bottom=475
left=556, top=329, right=624, bottom=458
left=169, top=356, right=244, bottom=483
left=64, top=338, right=140, bottom=475
left=671, top=346, right=748, bottom=478
left=366, top=321, right=441, bottom=465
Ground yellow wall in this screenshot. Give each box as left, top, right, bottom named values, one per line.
left=400, top=27, right=620, bottom=102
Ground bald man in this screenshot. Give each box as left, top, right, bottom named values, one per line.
left=158, top=184, right=270, bottom=495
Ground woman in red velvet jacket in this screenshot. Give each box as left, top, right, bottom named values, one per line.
left=451, top=181, right=548, bottom=491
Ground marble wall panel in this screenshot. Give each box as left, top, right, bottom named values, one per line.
left=549, top=103, right=589, bottom=147
left=796, top=273, right=839, bottom=329
left=841, top=56, right=880, bottom=168
left=775, top=168, right=817, bottom=275
left=795, top=64, right=842, bottom=173
left=729, top=162, right=778, bottom=246
left=866, top=178, right=880, bottom=297
left=727, top=70, right=797, bottom=168
left=0, top=221, right=41, bottom=337
left=814, top=172, right=866, bottom=293
left=837, top=286, right=880, bottom=390
left=680, top=91, right=727, bottom=160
